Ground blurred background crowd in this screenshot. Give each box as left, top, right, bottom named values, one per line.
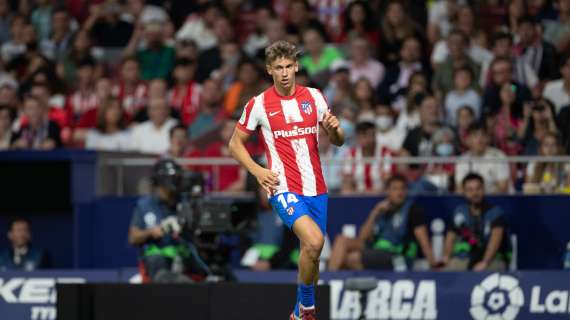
left=0, top=0, right=570, bottom=195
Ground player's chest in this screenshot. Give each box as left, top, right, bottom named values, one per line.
left=263, top=97, right=318, bottom=130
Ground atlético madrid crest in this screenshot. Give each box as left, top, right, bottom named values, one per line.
left=300, top=101, right=313, bottom=115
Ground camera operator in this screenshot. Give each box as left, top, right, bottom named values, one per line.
left=128, top=159, right=210, bottom=282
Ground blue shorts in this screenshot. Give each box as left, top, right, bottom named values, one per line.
left=269, top=192, right=328, bottom=234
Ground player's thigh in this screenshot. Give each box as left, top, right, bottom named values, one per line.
left=293, top=215, right=324, bottom=250
left=305, top=194, right=328, bottom=234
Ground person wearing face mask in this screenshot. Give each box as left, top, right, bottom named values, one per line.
left=375, top=104, right=406, bottom=152
left=422, top=127, right=457, bottom=192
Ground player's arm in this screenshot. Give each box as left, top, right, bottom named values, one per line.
left=321, top=111, right=344, bottom=146
left=228, top=128, right=279, bottom=194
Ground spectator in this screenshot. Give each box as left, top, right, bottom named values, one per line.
left=72, top=77, right=115, bottom=141
left=0, top=104, right=14, bottom=150
left=503, top=0, right=529, bottom=34
left=431, top=5, right=493, bottom=67
left=515, top=16, right=560, bottom=83
left=57, top=29, right=102, bottom=85
left=285, top=0, right=325, bottom=35
left=421, top=127, right=458, bottom=193
left=0, top=76, right=19, bottom=110
left=195, top=16, right=235, bottom=83
left=480, top=32, right=538, bottom=91
left=375, top=104, right=406, bottom=152
left=168, top=58, right=201, bottom=126
left=64, top=57, right=98, bottom=124
left=131, top=96, right=177, bottom=155
left=402, top=95, right=442, bottom=158
left=31, top=0, right=54, bottom=41
left=519, top=98, right=559, bottom=155
left=40, top=7, right=73, bottom=62
left=11, top=95, right=62, bottom=150
left=113, top=57, right=147, bottom=117
left=433, top=29, right=481, bottom=98
left=223, top=59, right=267, bottom=118
left=341, top=121, right=394, bottom=194
left=123, top=15, right=175, bottom=80
left=83, top=2, right=134, bottom=48
left=455, top=124, right=510, bottom=194
left=442, top=173, right=510, bottom=271
left=329, top=175, right=436, bottom=270
left=166, top=124, right=190, bottom=158
left=347, top=36, right=385, bottom=89
left=445, top=66, right=482, bottom=127
left=482, top=57, right=532, bottom=117
left=1, top=15, right=28, bottom=63
left=242, top=6, right=276, bottom=58
left=543, top=55, right=570, bottom=113
left=0, top=0, right=12, bottom=44
left=394, top=72, right=428, bottom=131
left=524, top=132, right=570, bottom=193
left=543, top=0, right=570, bottom=51
left=377, top=36, right=429, bottom=106
left=491, top=83, right=524, bottom=155
left=324, top=61, right=356, bottom=113
left=299, top=26, right=343, bottom=85
left=188, top=79, right=225, bottom=140
left=210, top=41, right=243, bottom=90
left=456, top=105, right=476, bottom=152
left=84, top=97, right=131, bottom=152
left=427, top=0, right=460, bottom=44
left=352, top=78, right=375, bottom=119
left=339, top=0, right=379, bottom=46
left=250, top=17, right=286, bottom=60
left=0, top=218, right=51, bottom=271
left=378, top=1, right=424, bottom=67
left=133, top=78, right=171, bottom=123
left=319, top=127, right=344, bottom=193
left=175, top=3, right=222, bottom=51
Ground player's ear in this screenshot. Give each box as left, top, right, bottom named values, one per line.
left=266, top=64, right=272, bottom=76
left=294, top=62, right=299, bottom=72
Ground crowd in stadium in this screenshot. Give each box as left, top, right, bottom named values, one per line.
left=0, top=0, right=570, bottom=194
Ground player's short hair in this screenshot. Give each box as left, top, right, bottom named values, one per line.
left=462, top=172, right=485, bottom=187
left=265, top=40, right=301, bottom=65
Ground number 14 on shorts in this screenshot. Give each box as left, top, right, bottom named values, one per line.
left=277, top=193, right=298, bottom=215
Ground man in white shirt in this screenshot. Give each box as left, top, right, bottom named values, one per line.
left=455, top=124, right=510, bottom=194
left=375, top=104, right=405, bottom=151
left=131, top=97, right=177, bottom=154
left=543, top=56, right=570, bottom=114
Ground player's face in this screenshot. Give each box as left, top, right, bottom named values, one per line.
left=464, top=180, right=484, bottom=205
left=267, top=57, right=298, bottom=92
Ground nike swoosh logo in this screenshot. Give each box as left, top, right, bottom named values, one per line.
left=269, top=111, right=281, bottom=117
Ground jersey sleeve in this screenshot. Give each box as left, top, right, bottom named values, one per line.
left=236, top=98, right=260, bottom=133
left=308, top=87, right=330, bottom=122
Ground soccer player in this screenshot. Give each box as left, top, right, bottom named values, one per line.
left=228, top=40, right=344, bottom=320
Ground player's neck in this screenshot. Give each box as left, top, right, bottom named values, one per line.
left=274, top=83, right=296, bottom=97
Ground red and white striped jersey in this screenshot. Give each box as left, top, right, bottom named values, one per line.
left=237, top=85, right=329, bottom=197
left=343, top=145, right=396, bottom=192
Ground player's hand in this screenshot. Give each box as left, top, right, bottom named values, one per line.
left=322, top=111, right=340, bottom=132
left=254, top=167, right=279, bottom=194
left=148, top=226, right=164, bottom=239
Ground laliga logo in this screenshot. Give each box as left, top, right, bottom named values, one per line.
left=470, top=273, right=524, bottom=320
